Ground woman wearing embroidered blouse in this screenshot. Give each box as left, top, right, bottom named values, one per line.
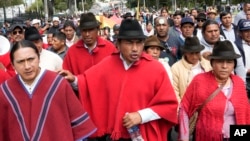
left=179, top=40, right=250, bottom=141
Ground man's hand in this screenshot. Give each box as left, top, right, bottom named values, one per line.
left=202, top=51, right=212, bottom=60
left=123, top=112, right=142, bottom=128
left=57, top=69, right=76, bottom=83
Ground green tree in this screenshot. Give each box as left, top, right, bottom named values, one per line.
left=26, top=0, right=43, bottom=12
left=0, top=0, right=24, bottom=7
left=54, top=2, right=67, bottom=12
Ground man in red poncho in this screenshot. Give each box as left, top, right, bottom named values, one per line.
left=60, top=19, right=178, bottom=141
left=63, top=12, right=117, bottom=75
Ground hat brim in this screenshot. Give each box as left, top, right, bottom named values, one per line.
left=144, top=44, right=165, bottom=50
left=117, top=35, right=147, bottom=39
left=181, top=22, right=194, bottom=26
left=117, top=30, right=147, bottom=39
left=240, top=28, right=250, bottom=31
left=208, top=54, right=241, bottom=60
left=181, top=45, right=205, bottom=53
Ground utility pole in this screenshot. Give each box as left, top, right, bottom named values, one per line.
left=3, top=3, right=6, bottom=22
left=74, top=0, right=78, bottom=13
left=156, top=0, right=159, bottom=10
left=36, top=0, right=39, bottom=14
left=44, top=0, right=48, bottom=21
left=143, top=0, right=145, bottom=10
left=82, top=0, right=84, bottom=13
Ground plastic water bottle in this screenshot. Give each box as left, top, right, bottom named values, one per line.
left=127, top=125, right=144, bottom=141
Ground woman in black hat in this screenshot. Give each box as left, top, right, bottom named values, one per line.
left=179, top=40, right=250, bottom=141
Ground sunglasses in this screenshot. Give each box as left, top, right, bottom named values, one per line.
left=13, top=30, right=23, bottom=35
left=197, top=19, right=205, bottom=22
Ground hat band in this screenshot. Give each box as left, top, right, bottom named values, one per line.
left=145, top=41, right=160, bottom=46
left=120, top=31, right=144, bottom=36
left=211, top=51, right=237, bottom=58
left=80, top=21, right=98, bottom=28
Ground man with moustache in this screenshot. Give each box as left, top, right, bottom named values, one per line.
left=63, top=12, right=117, bottom=76
left=200, top=20, right=246, bottom=81
left=9, top=24, right=25, bottom=45
left=154, top=16, right=179, bottom=66
left=219, top=11, right=238, bottom=43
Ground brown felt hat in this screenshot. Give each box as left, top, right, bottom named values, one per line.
left=144, top=35, right=164, bottom=50
left=207, top=9, right=217, bottom=15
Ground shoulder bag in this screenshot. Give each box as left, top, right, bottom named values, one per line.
left=189, top=84, right=225, bottom=135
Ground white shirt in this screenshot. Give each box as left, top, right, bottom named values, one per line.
left=192, top=62, right=204, bottom=77
left=221, top=24, right=236, bottom=42
left=19, top=68, right=45, bottom=95
left=196, top=28, right=203, bottom=41
left=159, top=58, right=173, bottom=84
left=66, top=34, right=77, bottom=47
left=143, top=29, right=154, bottom=37
left=119, top=53, right=161, bottom=123
left=234, top=11, right=246, bottom=25
left=84, top=42, right=97, bottom=53
left=119, top=54, right=134, bottom=70
left=40, top=49, right=63, bottom=72
left=243, top=40, right=250, bottom=70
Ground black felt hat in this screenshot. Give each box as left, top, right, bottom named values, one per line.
left=196, top=13, right=207, bottom=20
left=208, top=40, right=241, bottom=60
left=79, top=12, right=100, bottom=30
left=117, top=19, right=146, bottom=39
left=123, top=12, right=134, bottom=19
left=24, top=27, right=43, bottom=41
left=181, top=36, right=204, bottom=53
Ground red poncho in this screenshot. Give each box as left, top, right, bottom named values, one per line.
left=63, top=37, right=117, bottom=75
left=181, top=71, right=250, bottom=141
left=0, top=52, right=16, bottom=77
left=0, top=70, right=96, bottom=141
left=0, top=69, right=10, bottom=84
left=78, top=52, right=178, bottom=141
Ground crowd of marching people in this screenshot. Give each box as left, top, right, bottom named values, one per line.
left=0, top=2, right=250, bottom=141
